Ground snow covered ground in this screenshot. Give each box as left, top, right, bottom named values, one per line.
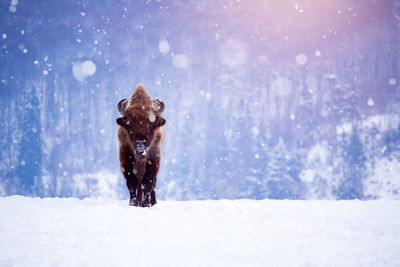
left=0, top=196, right=399, bottom=267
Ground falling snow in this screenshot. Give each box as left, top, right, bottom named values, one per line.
left=72, top=60, right=96, bottom=81
left=158, top=39, right=170, bottom=54
left=388, top=78, right=397, bottom=86
left=296, top=53, right=308, bottom=65
left=172, top=54, right=189, bottom=69
left=0, top=0, right=399, bottom=203
left=251, top=126, right=259, bottom=136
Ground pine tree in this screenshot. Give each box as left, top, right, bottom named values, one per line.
left=16, top=85, right=42, bottom=195
left=265, top=137, right=303, bottom=199
left=338, top=129, right=366, bottom=199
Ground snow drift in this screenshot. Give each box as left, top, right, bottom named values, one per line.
left=0, top=196, right=399, bottom=267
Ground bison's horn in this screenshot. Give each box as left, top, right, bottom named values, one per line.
left=153, top=99, right=165, bottom=115
left=118, top=99, right=128, bottom=115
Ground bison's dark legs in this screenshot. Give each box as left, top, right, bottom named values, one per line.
left=150, top=190, right=157, bottom=206
left=120, top=148, right=139, bottom=206
left=127, top=176, right=138, bottom=206
left=136, top=178, right=143, bottom=206
left=142, top=160, right=160, bottom=206
left=142, top=192, right=151, bottom=207
left=141, top=190, right=155, bottom=207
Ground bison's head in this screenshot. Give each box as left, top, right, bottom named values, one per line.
left=116, top=85, right=165, bottom=157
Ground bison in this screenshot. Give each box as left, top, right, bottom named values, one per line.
left=116, top=85, right=166, bottom=207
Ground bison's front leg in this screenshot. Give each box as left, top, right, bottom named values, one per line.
left=127, top=176, right=138, bottom=206
left=142, top=158, right=160, bottom=206
left=150, top=190, right=157, bottom=206
left=134, top=157, right=147, bottom=207
left=119, top=147, right=139, bottom=206
left=117, top=124, right=141, bottom=206
left=141, top=182, right=155, bottom=207
left=142, top=192, right=151, bottom=207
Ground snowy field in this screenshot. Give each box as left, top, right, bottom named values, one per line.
left=0, top=196, right=399, bottom=267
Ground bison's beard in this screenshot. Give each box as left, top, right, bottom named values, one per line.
left=135, top=140, right=147, bottom=156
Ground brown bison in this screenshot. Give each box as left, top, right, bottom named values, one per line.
left=116, top=85, right=165, bottom=206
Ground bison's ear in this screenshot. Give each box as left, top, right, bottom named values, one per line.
left=155, top=117, right=166, bottom=127
left=116, top=117, right=129, bottom=127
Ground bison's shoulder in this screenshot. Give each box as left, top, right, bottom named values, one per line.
left=117, top=124, right=131, bottom=146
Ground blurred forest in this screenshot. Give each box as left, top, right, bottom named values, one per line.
left=0, top=0, right=399, bottom=200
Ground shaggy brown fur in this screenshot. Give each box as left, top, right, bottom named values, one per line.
left=116, top=85, right=165, bottom=207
